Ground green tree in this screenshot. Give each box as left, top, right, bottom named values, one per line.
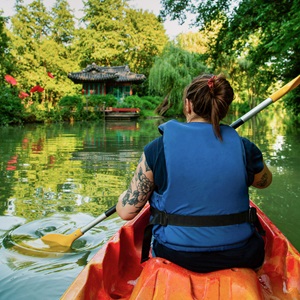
left=0, top=12, right=14, bottom=81
left=160, top=0, right=300, bottom=114
left=75, top=0, right=129, bottom=67
left=10, top=0, right=52, bottom=97
left=73, top=0, right=168, bottom=74
left=51, top=0, right=75, bottom=45
left=0, top=86, right=25, bottom=125
left=12, top=0, right=52, bottom=41
left=123, top=9, right=168, bottom=75
left=9, top=0, right=79, bottom=105
left=148, top=43, right=210, bottom=116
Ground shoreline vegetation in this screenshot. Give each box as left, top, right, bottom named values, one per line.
left=1, top=0, right=299, bottom=126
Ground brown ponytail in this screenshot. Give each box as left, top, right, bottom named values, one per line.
left=183, top=74, right=234, bottom=141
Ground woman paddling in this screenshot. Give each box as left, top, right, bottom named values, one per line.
left=116, top=74, right=272, bottom=273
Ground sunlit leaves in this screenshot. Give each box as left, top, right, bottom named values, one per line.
left=123, top=9, right=168, bottom=75
left=0, top=13, right=14, bottom=80
left=75, top=0, right=168, bottom=70
left=51, top=0, right=75, bottom=44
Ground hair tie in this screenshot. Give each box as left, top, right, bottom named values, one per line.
left=207, top=75, right=216, bottom=90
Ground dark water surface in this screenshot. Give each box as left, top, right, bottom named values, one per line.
left=0, top=116, right=299, bottom=299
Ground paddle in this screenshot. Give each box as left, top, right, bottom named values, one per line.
left=41, top=205, right=116, bottom=248
left=41, top=75, right=299, bottom=250
left=230, top=75, right=300, bottom=129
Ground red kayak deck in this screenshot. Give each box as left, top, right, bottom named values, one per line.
left=62, top=203, right=300, bottom=299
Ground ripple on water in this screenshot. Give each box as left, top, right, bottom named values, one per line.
left=1, top=213, right=124, bottom=257
left=0, top=216, right=26, bottom=232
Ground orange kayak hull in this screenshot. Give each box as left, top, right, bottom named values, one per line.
left=62, top=203, right=300, bottom=299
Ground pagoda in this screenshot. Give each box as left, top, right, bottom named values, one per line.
left=68, top=63, right=146, bottom=101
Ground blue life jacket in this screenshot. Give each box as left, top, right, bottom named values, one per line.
left=150, top=120, right=253, bottom=252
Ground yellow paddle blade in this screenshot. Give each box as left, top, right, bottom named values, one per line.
left=270, top=75, right=300, bottom=102
left=15, top=238, right=71, bottom=255
left=41, top=228, right=83, bottom=249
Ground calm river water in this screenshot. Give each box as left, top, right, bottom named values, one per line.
left=0, top=115, right=299, bottom=299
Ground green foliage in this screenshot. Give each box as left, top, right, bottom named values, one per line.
left=86, top=94, right=117, bottom=107
left=140, top=96, right=162, bottom=110
left=74, top=0, right=168, bottom=76
left=229, top=100, right=250, bottom=116
left=0, top=86, right=25, bottom=125
left=12, top=0, right=52, bottom=40
left=119, top=95, right=162, bottom=118
left=121, top=95, right=142, bottom=108
left=8, top=0, right=79, bottom=105
left=122, top=9, right=169, bottom=76
left=51, top=0, right=75, bottom=44
left=1, top=0, right=169, bottom=126
left=149, top=43, right=210, bottom=115
left=160, top=0, right=300, bottom=115
left=75, top=0, right=126, bottom=66
left=284, top=90, right=300, bottom=116
left=119, top=95, right=162, bottom=111
left=58, top=95, right=83, bottom=108
left=3, top=0, right=298, bottom=123
left=0, top=13, right=14, bottom=81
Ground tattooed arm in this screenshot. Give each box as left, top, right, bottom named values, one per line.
left=252, top=162, right=272, bottom=189
left=116, top=152, right=155, bottom=220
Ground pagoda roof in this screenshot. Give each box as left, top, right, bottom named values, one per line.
left=68, top=63, right=146, bottom=84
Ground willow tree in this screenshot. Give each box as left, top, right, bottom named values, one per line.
left=149, top=43, right=210, bottom=116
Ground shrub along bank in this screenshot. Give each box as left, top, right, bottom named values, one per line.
left=0, top=89, right=164, bottom=126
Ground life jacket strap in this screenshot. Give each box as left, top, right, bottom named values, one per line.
left=141, top=206, right=265, bottom=263
left=150, top=206, right=261, bottom=227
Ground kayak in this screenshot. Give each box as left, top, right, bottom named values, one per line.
left=61, top=202, right=300, bottom=299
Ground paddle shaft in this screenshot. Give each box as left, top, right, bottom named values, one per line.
left=230, top=75, right=300, bottom=129
left=81, top=205, right=116, bottom=233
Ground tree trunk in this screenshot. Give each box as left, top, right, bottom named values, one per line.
left=155, top=92, right=171, bottom=115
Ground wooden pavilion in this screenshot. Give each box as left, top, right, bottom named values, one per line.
left=68, top=63, right=146, bottom=101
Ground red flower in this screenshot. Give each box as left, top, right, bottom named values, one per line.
left=19, top=91, right=30, bottom=99
left=5, top=75, right=17, bottom=85
left=30, top=85, right=44, bottom=93
left=47, top=72, right=54, bottom=78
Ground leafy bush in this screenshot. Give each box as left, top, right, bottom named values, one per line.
left=121, top=95, right=142, bottom=108
left=0, top=87, right=25, bottom=125
left=57, top=95, right=83, bottom=121
left=58, top=95, right=83, bottom=108
left=86, top=94, right=117, bottom=107
left=140, top=96, right=162, bottom=110
left=120, top=95, right=163, bottom=110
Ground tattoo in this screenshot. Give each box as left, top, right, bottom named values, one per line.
left=138, top=155, right=143, bottom=164
left=256, top=173, right=268, bottom=188
left=121, top=155, right=154, bottom=214
left=144, top=157, right=151, bottom=172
